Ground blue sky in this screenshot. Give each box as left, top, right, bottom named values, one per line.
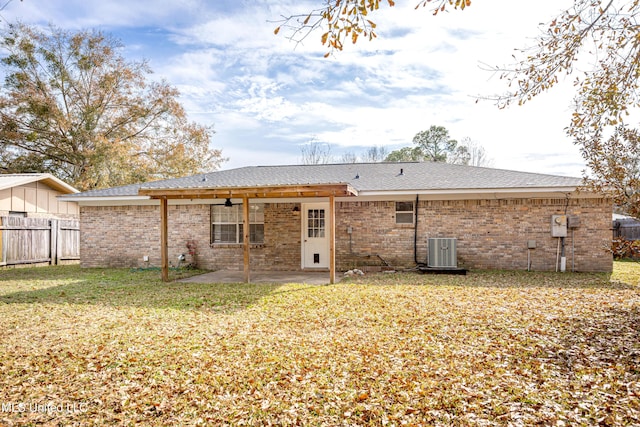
left=1, top=0, right=583, bottom=176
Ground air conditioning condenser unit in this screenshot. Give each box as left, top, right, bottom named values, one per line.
left=428, top=238, right=457, bottom=268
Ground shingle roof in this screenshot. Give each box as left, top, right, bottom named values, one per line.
left=64, top=162, right=582, bottom=198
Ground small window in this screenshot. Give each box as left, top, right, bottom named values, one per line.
left=395, top=201, right=414, bottom=224
left=211, top=204, right=264, bottom=244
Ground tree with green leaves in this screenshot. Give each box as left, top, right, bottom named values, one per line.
left=385, top=146, right=423, bottom=162
left=0, top=23, right=224, bottom=191
left=386, top=125, right=470, bottom=164
left=413, top=126, right=458, bottom=162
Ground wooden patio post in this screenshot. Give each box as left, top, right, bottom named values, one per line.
left=160, top=196, right=169, bottom=282
left=0, top=216, right=4, bottom=266
left=329, top=194, right=336, bottom=284
left=243, top=195, right=250, bottom=283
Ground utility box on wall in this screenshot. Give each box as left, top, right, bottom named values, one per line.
left=568, top=215, right=580, bottom=229
left=551, top=215, right=568, bottom=237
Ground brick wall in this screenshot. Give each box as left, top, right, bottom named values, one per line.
left=80, top=203, right=301, bottom=270
left=80, top=196, right=612, bottom=272
left=335, top=198, right=613, bottom=272
left=263, top=203, right=301, bottom=270
left=81, top=205, right=160, bottom=267
left=335, top=201, right=415, bottom=270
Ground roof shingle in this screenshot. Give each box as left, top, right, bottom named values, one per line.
left=64, top=162, right=582, bottom=198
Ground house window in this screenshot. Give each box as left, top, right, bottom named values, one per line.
left=211, top=204, right=264, bottom=244
left=395, top=201, right=414, bottom=224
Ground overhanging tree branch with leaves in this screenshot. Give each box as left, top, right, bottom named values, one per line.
left=274, top=0, right=469, bottom=56
left=490, top=0, right=640, bottom=217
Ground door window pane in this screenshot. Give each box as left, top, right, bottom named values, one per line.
left=307, top=209, right=325, bottom=238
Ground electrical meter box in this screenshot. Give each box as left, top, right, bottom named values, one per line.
left=551, top=214, right=568, bottom=237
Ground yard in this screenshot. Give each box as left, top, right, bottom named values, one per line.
left=0, top=264, right=638, bottom=426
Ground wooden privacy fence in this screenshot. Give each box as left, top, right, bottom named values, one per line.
left=613, top=218, right=640, bottom=241
left=0, top=216, right=80, bottom=267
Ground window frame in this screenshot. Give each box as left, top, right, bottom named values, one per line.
left=210, top=203, right=264, bottom=244
left=395, top=201, right=415, bottom=225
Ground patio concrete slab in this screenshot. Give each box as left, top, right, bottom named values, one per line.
left=179, top=270, right=333, bottom=285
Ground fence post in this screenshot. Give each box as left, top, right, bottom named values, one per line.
left=50, top=219, right=58, bottom=266
left=56, top=220, right=63, bottom=265
left=0, top=216, right=5, bottom=266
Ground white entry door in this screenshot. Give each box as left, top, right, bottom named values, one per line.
left=302, top=203, right=329, bottom=269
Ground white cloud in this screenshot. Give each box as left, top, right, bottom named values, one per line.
left=4, top=0, right=205, bottom=29
left=3, top=0, right=586, bottom=176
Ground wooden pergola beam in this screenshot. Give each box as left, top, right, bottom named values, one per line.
left=139, top=184, right=357, bottom=199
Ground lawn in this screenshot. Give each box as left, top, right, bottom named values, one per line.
left=0, top=264, right=638, bottom=426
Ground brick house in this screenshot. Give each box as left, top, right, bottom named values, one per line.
left=63, top=162, right=612, bottom=281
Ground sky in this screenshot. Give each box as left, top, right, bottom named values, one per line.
left=1, top=0, right=584, bottom=177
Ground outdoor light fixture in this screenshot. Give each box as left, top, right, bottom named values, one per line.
left=292, top=206, right=300, bottom=212
left=224, top=198, right=233, bottom=207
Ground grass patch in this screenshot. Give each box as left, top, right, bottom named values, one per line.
left=0, top=263, right=638, bottom=425
left=0, top=265, right=277, bottom=311
left=612, top=259, right=640, bottom=286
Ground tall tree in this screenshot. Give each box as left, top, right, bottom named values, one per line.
left=459, top=137, right=494, bottom=167
left=0, top=23, right=223, bottom=190
left=300, top=138, right=333, bottom=164
left=362, top=145, right=389, bottom=162
left=385, top=146, right=423, bottom=162
left=386, top=125, right=468, bottom=164
left=339, top=145, right=389, bottom=163
left=413, top=126, right=458, bottom=162
left=340, top=151, right=358, bottom=163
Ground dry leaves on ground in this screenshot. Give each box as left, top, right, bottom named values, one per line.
left=0, top=264, right=638, bottom=425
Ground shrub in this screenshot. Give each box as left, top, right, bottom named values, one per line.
left=611, top=237, right=640, bottom=259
